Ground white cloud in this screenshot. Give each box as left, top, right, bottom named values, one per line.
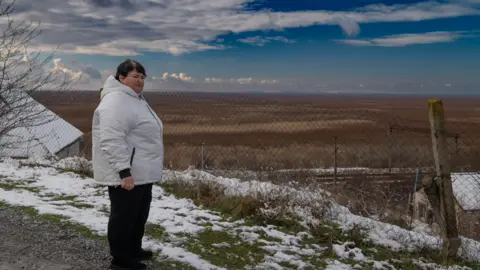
left=352, top=1, right=480, bottom=22
left=15, top=57, right=107, bottom=90
left=204, top=77, right=276, bottom=84
left=51, top=58, right=83, bottom=81
left=204, top=77, right=224, bottom=84
left=32, top=44, right=139, bottom=57
left=49, top=58, right=105, bottom=86
left=204, top=77, right=249, bottom=84
left=32, top=39, right=226, bottom=57
left=236, top=77, right=253, bottom=84
left=238, top=36, right=296, bottom=46
left=5, top=0, right=480, bottom=56
left=158, top=72, right=195, bottom=83
left=335, top=31, right=477, bottom=47
left=42, top=62, right=479, bottom=93
left=43, top=64, right=283, bottom=91
left=261, top=79, right=278, bottom=84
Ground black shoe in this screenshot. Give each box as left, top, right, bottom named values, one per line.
left=110, top=258, right=147, bottom=270
left=132, top=249, right=153, bottom=261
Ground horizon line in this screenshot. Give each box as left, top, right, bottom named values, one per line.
left=32, top=89, right=480, bottom=97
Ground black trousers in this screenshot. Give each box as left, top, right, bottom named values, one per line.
left=107, top=183, right=153, bottom=259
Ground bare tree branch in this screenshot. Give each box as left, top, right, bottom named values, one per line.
left=0, top=0, right=75, bottom=157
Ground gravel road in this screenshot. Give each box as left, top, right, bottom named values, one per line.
left=0, top=204, right=111, bottom=270
left=0, top=204, right=165, bottom=270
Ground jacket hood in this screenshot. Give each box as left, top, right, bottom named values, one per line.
left=100, top=75, right=140, bottom=100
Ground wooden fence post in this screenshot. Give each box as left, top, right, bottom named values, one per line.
left=428, top=98, right=460, bottom=257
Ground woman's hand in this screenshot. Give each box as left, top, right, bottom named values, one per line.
left=121, top=176, right=135, bottom=190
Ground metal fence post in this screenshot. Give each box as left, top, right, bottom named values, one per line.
left=201, top=141, right=205, bottom=171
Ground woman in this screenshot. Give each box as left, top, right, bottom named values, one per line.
left=91, top=59, right=164, bottom=270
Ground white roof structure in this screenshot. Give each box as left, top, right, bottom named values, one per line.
left=0, top=89, right=84, bottom=158
left=452, top=173, right=480, bottom=212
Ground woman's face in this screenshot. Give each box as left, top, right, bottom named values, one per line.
left=120, top=70, right=145, bottom=93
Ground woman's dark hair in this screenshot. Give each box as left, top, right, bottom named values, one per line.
left=114, top=59, right=146, bottom=81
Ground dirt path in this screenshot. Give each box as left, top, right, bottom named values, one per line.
left=0, top=204, right=112, bottom=270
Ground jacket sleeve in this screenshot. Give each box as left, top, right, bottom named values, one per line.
left=97, top=94, right=135, bottom=177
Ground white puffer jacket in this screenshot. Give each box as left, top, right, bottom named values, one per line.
left=91, top=75, right=164, bottom=186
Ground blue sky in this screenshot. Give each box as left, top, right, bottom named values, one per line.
left=15, top=0, right=480, bottom=93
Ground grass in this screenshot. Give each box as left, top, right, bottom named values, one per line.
left=145, top=216, right=273, bottom=269
left=57, top=169, right=93, bottom=178
left=165, top=119, right=374, bottom=134
left=41, top=193, right=95, bottom=209
left=161, top=180, right=311, bottom=236
left=0, top=180, right=95, bottom=209
left=0, top=202, right=106, bottom=241
left=34, top=90, right=480, bottom=176
left=161, top=142, right=444, bottom=172
left=0, top=202, right=194, bottom=269
left=161, top=181, right=264, bottom=222
left=161, top=178, right=480, bottom=269
left=0, top=179, right=103, bottom=239
left=2, top=166, right=480, bottom=269
left=185, top=229, right=266, bottom=269
left=0, top=183, right=193, bottom=269
left=145, top=223, right=169, bottom=242
left=304, top=219, right=480, bottom=269
left=57, top=166, right=93, bottom=178
left=8, top=88, right=479, bottom=268
left=0, top=180, right=41, bottom=193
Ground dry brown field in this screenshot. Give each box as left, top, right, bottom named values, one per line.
left=31, top=91, right=480, bottom=173
left=30, top=91, right=480, bottom=237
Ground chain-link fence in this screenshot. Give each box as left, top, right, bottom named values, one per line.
left=2, top=89, right=480, bottom=261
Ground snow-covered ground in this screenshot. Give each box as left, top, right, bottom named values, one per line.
left=205, top=166, right=433, bottom=180
left=0, top=156, right=479, bottom=270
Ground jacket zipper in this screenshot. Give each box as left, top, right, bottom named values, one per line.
left=130, top=147, right=136, bottom=166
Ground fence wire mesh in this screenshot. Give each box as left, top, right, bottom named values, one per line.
left=2, top=89, right=480, bottom=262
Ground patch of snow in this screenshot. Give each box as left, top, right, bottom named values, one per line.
left=250, top=261, right=284, bottom=270
left=325, top=260, right=354, bottom=269
left=333, top=242, right=366, bottom=261
left=413, top=259, right=472, bottom=269
left=276, top=167, right=431, bottom=175
left=163, top=166, right=480, bottom=264
left=212, top=242, right=231, bottom=248
left=1, top=158, right=480, bottom=269
left=54, top=157, right=92, bottom=172
left=19, top=155, right=54, bottom=166
left=410, top=219, right=436, bottom=236
left=0, top=159, right=223, bottom=270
